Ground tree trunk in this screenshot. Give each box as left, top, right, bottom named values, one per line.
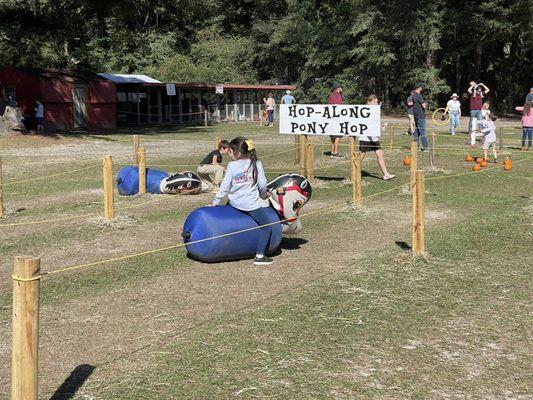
left=475, top=44, right=482, bottom=81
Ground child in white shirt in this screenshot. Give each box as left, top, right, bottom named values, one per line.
left=480, top=115, right=498, bottom=162
left=445, top=93, right=461, bottom=135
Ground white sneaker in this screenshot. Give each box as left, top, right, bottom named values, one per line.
left=383, top=173, right=395, bottom=180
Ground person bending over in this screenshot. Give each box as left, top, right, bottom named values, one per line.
left=197, top=140, right=230, bottom=193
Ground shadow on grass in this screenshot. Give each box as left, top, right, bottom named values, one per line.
left=49, top=364, right=95, bottom=400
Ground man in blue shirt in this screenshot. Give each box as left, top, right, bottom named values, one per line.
left=281, top=90, right=295, bottom=105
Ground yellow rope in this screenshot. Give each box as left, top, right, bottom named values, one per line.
left=3, top=164, right=101, bottom=187
left=12, top=274, right=41, bottom=282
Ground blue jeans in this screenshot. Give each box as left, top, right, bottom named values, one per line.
left=522, top=127, right=533, bottom=147
left=449, top=111, right=459, bottom=133
left=414, top=117, right=428, bottom=149
left=469, top=109, right=482, bottom=131
left=243, top=207, right=273, bottom=256
left=267, top=109, right=274, bottom=124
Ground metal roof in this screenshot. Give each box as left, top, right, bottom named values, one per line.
left=98, top=73, right=162, bottom=84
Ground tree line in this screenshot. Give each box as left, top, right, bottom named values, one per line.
left=1, top=0, right=531, bottom=111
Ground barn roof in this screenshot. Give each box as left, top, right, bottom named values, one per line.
left=18, top=67, right=107, bottom=82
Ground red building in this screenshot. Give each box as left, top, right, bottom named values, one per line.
left=0, top=66, right=116, bottom=131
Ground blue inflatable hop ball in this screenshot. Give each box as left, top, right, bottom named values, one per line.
left=116, top=166, right=169, bottom=195
left=182, top=205, right=282, bottom=262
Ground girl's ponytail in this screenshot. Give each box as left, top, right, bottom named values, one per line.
left=249, top=148, right=258, bottom=185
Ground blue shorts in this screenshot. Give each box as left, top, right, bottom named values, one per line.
left=36, top=117, right=43, bottom=125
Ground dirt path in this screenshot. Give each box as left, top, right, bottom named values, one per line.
left=0, top=200, right=456, bottom=398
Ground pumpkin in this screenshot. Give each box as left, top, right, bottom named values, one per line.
left=504, top=158, right=512, bottom=165
left=475, top=157, right=483, bottom=164
left=481, top=161, right=488, bottom=167
left=504, top=164, right=512, bottom=171
left=465, top=155, right=473, bottom=162
left=472, top=164, right=481, bottom=172
left=403, top=156, right=411, bottom=166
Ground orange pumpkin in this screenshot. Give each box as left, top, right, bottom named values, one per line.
left=481, top=161, right=488, bottom=167
left=504, top=158, right=512, bottom=165
left=504, top=164, right=512, bottom=171
left=465, top=155, right=473, bottom=162
left=475, top=157, right=483, bottom=164
left=403, top=156, right=411, bottom=166
left=472, top=164, right=481, bottom=171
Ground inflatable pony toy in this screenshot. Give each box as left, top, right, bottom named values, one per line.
left=116, top=166, right=202, bottom=195
left=182, top=173, right=312, bottom=262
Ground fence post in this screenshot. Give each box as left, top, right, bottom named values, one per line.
left=299, top=135, right=307, bottom=176
left=412, top=170, right=425, bottom=254
left=305, top=136, right=314, bottom=181
left=12, top=256, right=41, bottom=400
left=499, top=127, right=504, bottom=151
left=103, top=156, right=115, bottom=221
left=389, top=125, right=394, bottom=151
left=410, top=140, right=418, bottom=191
left=204, top=109, right=208, bottom=127
left=215, top=136, right=221, bottom=150
left=0, top=157, right=4, bottom=218
left=138, top=147, right=146, bottom=195
left=294, top=135, right=300, bottom=165
left=350, top=138, right=362, bottom=207
left=132, top=135, right=139, bottom=165
left=429, top=131, right=435, bottom=167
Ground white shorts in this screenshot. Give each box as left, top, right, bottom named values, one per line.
left=483, top=138, right=496, bottom=150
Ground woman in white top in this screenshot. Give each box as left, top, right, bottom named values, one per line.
left=445, top=93, right=461, bottom=135
left=263, top=93, right=276, bottom=127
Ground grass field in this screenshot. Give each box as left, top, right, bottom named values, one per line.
left=0, top=119, right=531, bottom=399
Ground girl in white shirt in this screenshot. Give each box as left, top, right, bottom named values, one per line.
left=445, top=93, right=461, bottom=135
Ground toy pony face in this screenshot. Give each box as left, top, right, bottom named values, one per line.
left=267, top=173, right=312, bottom=221
left=160, top=171, right=202, bottom=195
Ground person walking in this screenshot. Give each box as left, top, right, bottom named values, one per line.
left=281, top=90, right=295, bottom=105
left=525, top=87, right=533, bottom=103
left=515, top=101, right=533, bottom=150
left=327, top=83, right=344, bottom=157
left=35, top=99, right=44, bottom=134
left=263, top=93, right=276, bottom=127
left=445, top=93, right=461, bottom=135
left=412, top=83, right=429, bottom=150
left=359, top=95, right=395, bottom=180
left=406, top=90, right=415, bottom=135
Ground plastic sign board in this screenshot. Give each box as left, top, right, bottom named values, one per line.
left=215, top=84, right=224, bottom=94
left=166, top=83, right=176, bottom=96
left=279, top=104, right=381, bottom=137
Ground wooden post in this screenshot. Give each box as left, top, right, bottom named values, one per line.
left=215, top=136, right=221, bottom=150
left=12, top=256, right=40, bottom=400
left=0, top=158, right=4, bottom=218
left=103, top=155, right=115, bottom=221
left=412, top=170, right=425, bottom=254
left=294, top=135, right=300, bottom=165
left=410, top=141, right=418, bottom=190
left=204, top=109, right=208, bottom=127
left=429, top=131, right=435, bottom=167
left=138, top=147, right=146, bottom=195
left=350, top=137, right=362, bottom=207
left=259, top=105, right=263, bottom=126
left=299, top=135, right=306, bottom=176
left=305, top=136, right=314, bottom=181
left=389, top=125, right=394, bottom=150
left=133, top=135, right=140, bottom=165
left=499, top=127, right=504, bottom=151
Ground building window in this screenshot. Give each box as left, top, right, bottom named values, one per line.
left=4, top=86, right=16, bottom=100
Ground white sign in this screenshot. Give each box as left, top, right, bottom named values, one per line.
left=166, top=83, right=176, bottom=96
left=279, top=104, right=381, bottom=137
left=215, top=84, right=224, bottom=94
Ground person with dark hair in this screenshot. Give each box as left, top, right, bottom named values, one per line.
left=35, top=99, right=44, bottom=134
left=467, top=81, right=489, bottom=133
left=327, top=83, right=344, bottom=157
left=211, top=137, right=274, bottom=265
left=412, top=83, right=429, bottom=150
left=515, top=101, right=533, bottom=150
left=197, top=140, right=231, bottom=193
left=359, top=95, right=395, bottom=180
